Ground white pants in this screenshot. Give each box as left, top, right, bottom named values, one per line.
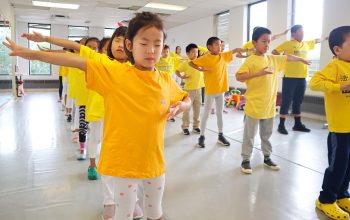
left=101, top=174, right=165, bottom=220
left=87, top=120, right=103, bottom=158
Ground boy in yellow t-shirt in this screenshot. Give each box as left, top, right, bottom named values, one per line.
left=310, top=26, right=350, bottom=220
left=189, top=37, right=247, bottom=148
left=236, top=27, right=309, bottom=174
left=272, top=24, right=328, bottom=135
left=176, top=43, right=204, bottom=135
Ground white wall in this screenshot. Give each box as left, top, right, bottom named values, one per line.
left=166, top=16, right=215, bottom=56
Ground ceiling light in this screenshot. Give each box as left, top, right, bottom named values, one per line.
left=144, top=2, right=187, bottom=11
left=32, top=1, right=80, bottom=10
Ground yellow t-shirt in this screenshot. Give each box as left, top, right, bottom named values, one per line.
left=191, top=51, right=233, bottom=95
left=79, top=45, right=116, bottom=122
left=156, top=57, right=176, bottom=75
left=237, top=54, right=287, bottom=119
left=242, top=41, right=254, bottom=56
left=59, top=66, right=68, bottom=77
left=198, top=46, right=209, bottom=53
left=310, top=58, right=350, bottom=133
left=86, top=61, right=188, bottom=178
left=274, top=39, right=315, bottom=78
left=177, top=61, right=205, bottom=90
left=67, top=66, right=81, bottom=99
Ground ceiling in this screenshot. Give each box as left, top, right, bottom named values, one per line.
left=10, top=0, right=259, bottom=28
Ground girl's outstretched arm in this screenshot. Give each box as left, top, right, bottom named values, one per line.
left=3, top=37, right=86, bottom=71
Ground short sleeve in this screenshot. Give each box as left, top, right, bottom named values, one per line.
left=222, top=50, right=233, bottom=62
left=307, top=40, right=316, bottom=50
left=192, top=55, right=209, bottom=68
left=169, top=78, right=188, bottom=105
left=236, top=58, right=251, bottom=75
left=86, top=60, right=121, bottom=96
left=274, top=41, right=288, bottom=54
left=273, top=55, right=288, bottom=72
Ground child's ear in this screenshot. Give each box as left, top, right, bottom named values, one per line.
left=333, top=46, right=342, bottom=56
left=125, top=39, right=132, bottom=52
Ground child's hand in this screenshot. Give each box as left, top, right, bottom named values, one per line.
left=181, top=74, right=190, bottom=79
left=300, top=59, right=311, bottom=65
left=37, top=45, right=49, bottom=51
left=340, top=83, right=350, bottom=91
left=3, top=37, right=37, bottom=60
left=167, top=101, right=187, bottom=120
left=258, top=67, right=273, bottom=76
left=200, top=67, right=211, bottom=72
left=22, top=31, right=46, bottom=42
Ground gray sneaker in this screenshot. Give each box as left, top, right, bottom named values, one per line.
left=264, top=157, right=280, bottom=171
left=241, top=160, right=252, bottom=174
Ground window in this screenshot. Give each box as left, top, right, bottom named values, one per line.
left=247, top=0, right=267, bottom=41
left=0, top=22, right=11, bottom=75
left=216, top=11, right=230, bottom=51
left=292, top=0, right=324, bottom=66
left=104, top=28, right=115, bottom=37
left=68, top=25, right=89, bottom=41
left=28, top=23, right=51, bottom=75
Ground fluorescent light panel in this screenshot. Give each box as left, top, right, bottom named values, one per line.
left=144, top=2, right=187, bottom=11
left=32, top=1, right=80, bottom=9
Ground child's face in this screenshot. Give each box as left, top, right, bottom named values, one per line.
left=253, top=33, right=271, bottom=55
left=87, top=40, right=98, bottom=51
left=292, top=28, right=304, bottom=42
left=101, top=40, right=110, bottom=55
left=187, top=48, right=198, bottom=60
left=162, top=48, right=170, bottom=58
left=126, top=26, right=163, bottom=71
left=334, top=34, right=350, bottom=62
left=208, top=40, right=222, bottom=55
left=176, top=47, right=181, bottom=54
left=111, top=36, right=128, bottom=61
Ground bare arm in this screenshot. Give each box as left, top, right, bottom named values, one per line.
left=315, top=36, right=329, bottom=44
left=272, top=50, right=280, bottom=55
left=236, top=53, right=249, bottom=58
left=236, top=68, right=272, bottom=82
left=271, top=28, right=290, bottom=41
left=286, top=54, right=311, bottom=65
left=22, top=31, right=81, bottom=52
left=3, top=37, right=86, bottom=71
left=188, top=61, right=210, bottom=71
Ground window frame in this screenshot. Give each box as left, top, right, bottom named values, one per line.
left=247, top=0, right=267, bottom=41
left=28, top=23, right=51, bottom=75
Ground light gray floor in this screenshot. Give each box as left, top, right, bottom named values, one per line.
left=0, top=92, right=331, bottom=220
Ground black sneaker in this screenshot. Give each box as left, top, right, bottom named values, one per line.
left=193, top=128, right=201, bottom=134
left=292, top=124, right=311, bottom=132
left=264, top=157, right=280, bottom=170
left=67, top=114, right=72, bottom=122
left=277, top=125, right=288, bottom=135
left=182, top=128, right=190, bottom=135
left=218, top=134, right=230, bottom=146
left=197, top=135, right=205, bottom=148
left=241, top=160, right=252, bottom=174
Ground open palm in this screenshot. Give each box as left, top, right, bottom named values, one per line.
left=3, top=37, right=36, bottom=60
left=22, top=31, right=46, bottom=42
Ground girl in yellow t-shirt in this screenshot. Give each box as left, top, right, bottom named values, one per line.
left=9, top=12, right=191, bottom=220
left=22, top=27, right=146, bottom=219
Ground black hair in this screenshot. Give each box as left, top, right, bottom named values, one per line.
left=176, top=46, right=181, bottom=51
left=98, top=37, right=111, bottom=53
left=107, top=26, right=127, bottom=59
left=328, top=26, right=350, bottom=56
left=84, top=37, right=100, bottom=46
left=291, top=25, right=303, bottom=33
left=252, top=27, right=271, bottom=41
left=206, top=37, right=220, bottom=47
left=163, top=44, right=170, bottom=50
left=186, top=43, right=198, bottom=53
left=125, top=12, right=166, bottom=64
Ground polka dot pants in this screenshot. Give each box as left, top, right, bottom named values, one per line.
left=102, top=174, right=165, bottom=220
